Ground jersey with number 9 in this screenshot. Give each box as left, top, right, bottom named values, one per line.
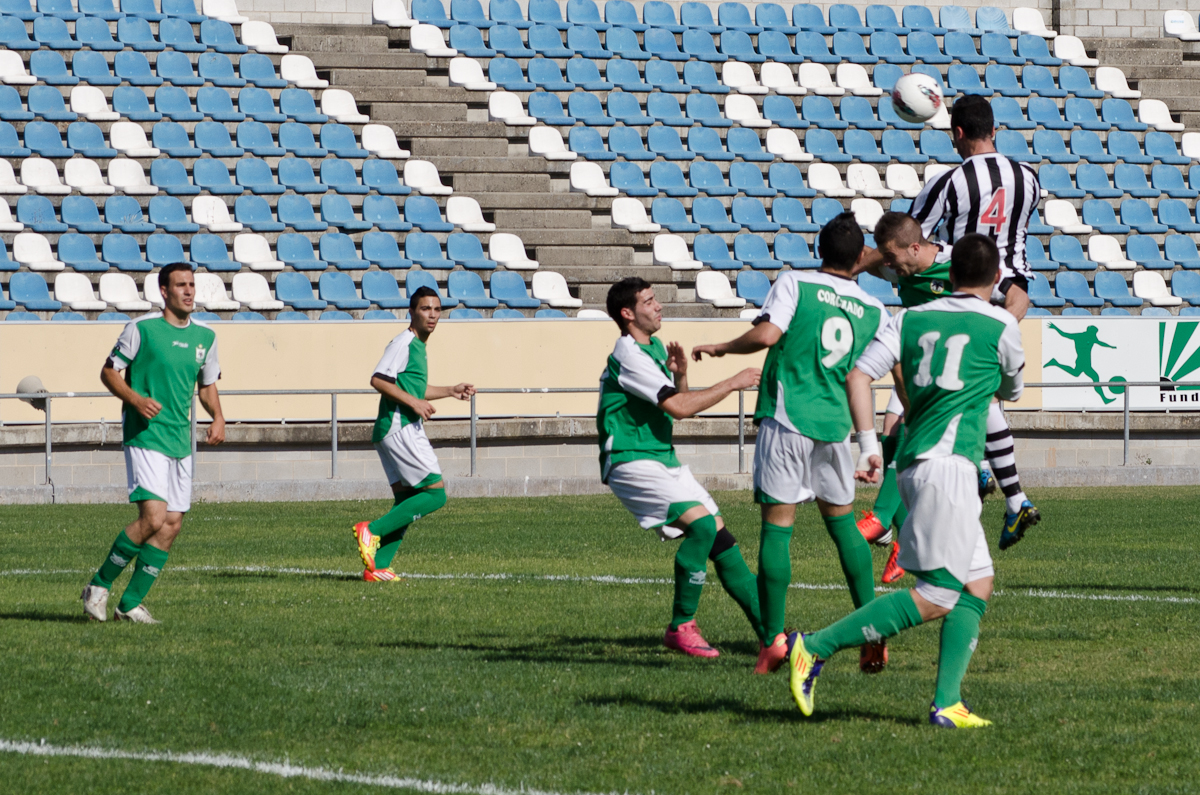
left=752, top=271, right=888, bottom=442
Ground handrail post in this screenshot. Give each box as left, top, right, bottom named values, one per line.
left=1123, top=385, right=1130, bottom=466
left=331, top=393, right=338, bottom=479
left=737, top=390, right=745, bottom=475
left=469, top=393, right=477, bottom=477
left=44, top=395, right=52, bottom=487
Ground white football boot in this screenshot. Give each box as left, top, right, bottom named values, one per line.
left=81, top=585, right=109, bottom=622
left=114, top=604, right=160, bottom=624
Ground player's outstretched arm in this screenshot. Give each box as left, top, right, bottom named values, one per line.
left=100, top=365, right=161, bottom=420
left=690, top=321, right=781, bottom=361
left=371, top=374, right=436, bottom=421
left=1003, top=285, right=1030, bottom=322
left=846, top=367, right=884, bottom=484
left=659, top=368, right=760, bottom=420
left=854, top=246, right=886, bottom=277
left=197, top=381, right=225, bottom=445
left=665, top=341, right=689, bottom=393
left=426, top=383, right=476, bottom=401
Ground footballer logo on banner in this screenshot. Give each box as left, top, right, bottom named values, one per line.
left=1041, top=319, right=1200, bottom=410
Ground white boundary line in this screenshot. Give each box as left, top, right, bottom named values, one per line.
left=0, top=565, right=1196, bottom=605
left=0, top=739, right=628, bottom=795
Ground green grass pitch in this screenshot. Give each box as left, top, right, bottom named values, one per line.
left=1, top=487, right=1199, bottom=794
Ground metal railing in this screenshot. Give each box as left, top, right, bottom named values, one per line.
left=0, top=381, right=1193, bottom=486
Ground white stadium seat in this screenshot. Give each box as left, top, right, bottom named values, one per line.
left=99, top=273, right=152, bottom=312
left=1139, top=99, right=1184, bottom=131
left=194, top=273, right=239, bottom=311
left=765, top=129, right=812, bottom=161
left=446, top=196, right=495, bottom=232
left=403, top=159, right=453, bottom=194
left=930, top=103, right=951, bottom=130
left=233, top=234, right=284, bottom=271
left=528, top=126, right=578, bottom=161
left=1183, top=133, right=1200, bottom=161
left=232, top=272, right=284, bottom=310
left=202, top=0, right=249, bottom=24
left=361, top=125, right=410, bottom=159
left=144, top=272, right=165, bottom=308
left=759, top=62, right=805, bottom=95
left=924, top=163, right=952, bottom=185
left=1087, top=235, right=1135, bottom=271
left=532, top=271, right=583, bottom=308
left=21, top=158, right=70, bottom=196
left=1164, top=9, right=1200, bottom=40
left=1014, top=7, right=1056, bottom=38
left=885, top=164, right=922, bottom=198
left=1134, top=271, right=1182, bottom=306
left=653, top=234, right=702, bottom=271
left=0, top=50, right=36, bottom=85
left=837, top=63, right=881, bottom=96
left=847, top=164, right=895, bottom=199
left=696, top=272, right=746, bottom=308
left=321, top=89, right=369, bottom=123
left=410, top=23, right=457, bottom=57
left=0, top=160, right=26, bottom=194
left=724, top=94, right=770, bottom=128
left=851, top=198, right=885, bottom=231
left=576, top=309, right=609, bottom=319
left=280, top=55, right=329, bottom=89
left=807, top=163, right=855, bottom=198
left=374, top=0, right=417, bottom=27
left=0, top=200, right=22, bottom=231
left=610, top=198, right=661, bottom=233
left=241, top=21, right=289, bottom=54
left=107, top=159, right=158, bottom=195
left=489, top=233, right=539, bottom=270
left=193, top=196, right=244, bottom=232
left=449, top=57, right=496, bottom=91
left=1055, top=35, right=1099, bottom=67
left=570, top=161, right=618, bottom=196
left=1095, top=67, right=1141, bottom=99
left=489, top=91, right=536, bottom=125
left=1045, top=200, right=1093, bottom=234
left=14, top=232, right=64, bottom=271
left=722, top=62, right=767, bottom=94
left=55, top=273, right=106, bottom=311
left=110, top=122, right=160, bottom=157
left=798, top=63, right=844, bottom=96
left=65, top=159, right=114, bottom=195
left=740, top=307, right=760, bottom=319
left=71, top=86, right=119, bottom=121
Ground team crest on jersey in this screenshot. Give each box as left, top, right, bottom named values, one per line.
left=195, top=344, right=206, bottom=363
left=930, top=280, right=947, bottom=295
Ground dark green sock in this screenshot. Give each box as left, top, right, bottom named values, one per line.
left=711, top=544, right=765, bottom=644
left=368, top=486, right=446, bottom=548
left=934, top=593, right=988, bottom=708
left=823, top=513, right=876, bottom=610
left=806, top=589, right=923, bottom=659
left=90, top=530, right=142, bottom=589
left=757, top=521, right=793, bottom=640
left=671, top=513, right=717, bottom=630
left=872, top=431, right=905, bottom=529
left=116, top=544, right=168, bottom=612
left=373, top=527, right=408, bottom=570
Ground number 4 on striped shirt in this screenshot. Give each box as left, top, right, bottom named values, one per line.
left=980, top=188, right=1008, bottom=229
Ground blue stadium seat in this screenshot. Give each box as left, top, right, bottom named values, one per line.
left=1018, top=33, right=1061, bottom=65
left=567, top=25, right=611, bottom=57
left=726, top=127, right=771, bottom=162
left=239, top=87, right=286, bottom=123
left=1141, top=308, right=1172, bottom=317
left=29, top=51, right=78, bottom=86
left=111, top=87, right=162, bottom=124
left=363, top=235, right=412, bottom=271
left=729, top=162, right=775, bottom=197
left=1059, top=65, right=1103, bottom=98
left=1102, top=99, right=1147, bottom=132
left=858, top=273, right=901, bottom=305
left=1059, top=307, right=1094, bottom=317
left=1172, top=271, right=1200, bottom=304
left=1113, top=164, right=1157, bottom=198
left=1054, top=272, right=1101, bottom=306
left=321, top=124, right=369, bottom=158
left=241, top=53, right=287, bottom=88
left=159, top=17, right=207, bottom=51
left=646, top=126, right=695, bottom=160
left=529, top=92, right=576, bottom=127
left=690, top=160, right=735, bottom=195
left=1068, top=130, right=1113, bottom=164
left=278, top=158, right=327, bottom=194
left=870, top=31, right=915, bottom=63
left=362, top=159, right=412, bottom=195
left=685, top=93, right=731, bottom=127
left=320, top=234, right=369, bottom=271
left=448, top=308, right=483, bottom=320
left=644, top=0, right=685, bottom=31
left=693, top=197, right=740, bottom=232
left=162, top=0, right=203, bottom=20
left=1167, top=236, right=1200, bottom=269
left=59, top=234, right=106, bottom=272
left=688, top=127, right=734, bottom=161
left=1063, top=97, right=1109, bottom=132
left=794, top=30, right=840, bottom=63
left=720, top=29, right=763, bottom=62
left=193, top=159, right=243, bottom=195
left=529, top=0, right=569, bottom=28
left=985, top=64, right=1030, bottom=97
left=413, top=0, right=452, bottom=26
left=607, top=126, right=653, bottom=160
left=844, top=129, right=889, bottom=163
left=904, top=31, right=949, bottom=64
left=605, top=0, right=647, bottom=30
left=682, top=61, right=727, bottom=93
left=489, top=25, right=534, bottom=57
left=490, top=271, right=540, bottom=308
left=793, top=4, right=835, bottom=34
left=0, top=0, right=40, bottom=20
left=147, top=233, right=194, bottom=268
left=76, top=16, right=123, bottom=51
left=840, top=96, right=884, bottom=130
left=693, top=234, right=738, bottom=269
left=643, top=28, right=687, bottom=60
left=0, top=240, right=15, bottom=273
left=651, top=197, right=701, bottom=232
left=148, top=195, right=200, bottom=233
left=1145, top=132, right=1190, bottom=165
left=5, top=312, right=44, bottom=321
left=197, top=87, right=245, bottom=122
left=647, top=92, right=693, bottom=126
left=1021, top=64, right=1066, bottom=97
left=920, top=130, right=963, bottom=164
left=866, top=4, right=908, bottom=33
left=527, top=58, right=574, bottom=90
left=1122, top=198, right=1168, bottom=232
left=681, top=1, right=724, bottom=32
left=803, top=128, right=850, bottom=163
left=198, top=52, right=247, bottom=87
left=755, top=30, right=802, bottom=62
left=447, top=233, right=498, bottom=270
left=200, top=19, right=248, bottom=53
left=67, top=121, right=117, bottom=158
left=529, top=23, right=574, bottom=57
left=17, top=196, right=65, bottom=233
left=1159, top=200, right=1200, bottom=233
left=278, top=234, right=329, bottom=271
left=762, top=95, right=808, bottom=129
left=9, top=273, right=62, bottom=311
left=768, top=163, right=816, bottom=198
left=62, top=196, right=112, bottom=233
left=774, top=232, right=821, bottom=266
left=235, top=196, right=285, bottom=232
left=1049, top=236, right=1092, bottom=270
left=321, top=195, right=372, bottom=231
left=1082, top=200, right=1129, bottom=234
left=943, top=31, right=987, bottom=64
left=155, top=86, right=202, bottom=121
left=277, top=194, right=327, bottom=230
left=734, top=234, right=782, bottom=269
left=941, top=6, right=980, bottom=34
left=0, top=17, right=38, bottom=50
left=238, top=121, right=287, bottom=156
left=405, top=233, right=454, bottom=269
left=1025, top=237, right=1054, bottom=271
left=569, top=127, right=614, bottom=160
left=829, top=3, right=871, bottom=33
left=1126, top=235, right=1174, bottom=269
left=28, top=85, right=76, bottom=122
left=449, top=24, right=496, bottom=56
left=947, top=64, right=992, bottom=97
left=1028, top=97, right=1072, bottom=130
left=994, top=129, right=1038, bottom=163
left=1152, top=164, right=1199, bottom=198
left=102, top=232, right=151, bottom=271
left=1094, top=271, right=1143, bottom=306
left=1106, top=130, right=1152, bottom=164
left=757, top=2, right=800, bottom=32
left=605, top=59, right=648, bottom=91
left=566, top=58, right=612, bottom=90
left=105, top=195, right=155, bottom=232
left=275, top=272, right=328, bottom=310
left=152, top=121, right=201, bottom=156
left=24, top=121, right=73, bottom=157
left=232, top=312, right=267, bottom=322
left=611, top=162, right=657, bottom=196
left=71, top=51, right=119, bottom=86
left=34, top=16, right=82, bottom=49
left=1039, top=164, right=1083, bottom=198
left=832, top=30, right=877, bottom=63
left=0, top=122, right=30, bottom=157
left=195, top=121, right=244, bottom=156
left=116, top=16, right=163, bottom=50
left=802, top=96, right=847, bottom=129
left=991, top=96, right=1034, bottom=130
left=405, top=195, right=453, bottom=231
left=363, top=271, right=410, bottom=308
left=732, top=196, right=780, bottom=231
left=111, top=51, right=162, bottom=87
left=1033, top=129, right=1079, bottom=163
left=276, top=311, right=313, bottom=321
left=156, top=50, right=203, bottom=86
left=191, top=234, right=237, bottom=272
left=567, top=0, right=609, bottom=30
left=488, top=0, right=529, bottom=28
left=645, top=59, right=688, bottom=93
left=811, top=198, right=847, bottom=227
left=362, top=195, right=412, bottom=232
left=977, top=6, right=1017, bottom=36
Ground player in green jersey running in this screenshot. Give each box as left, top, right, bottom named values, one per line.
left=81, top=263, right=225, bottom=624
left=692, top=213, right=890, bottom=676
left=788, top=234, right=1025, bottom=729
left=353, top=286, right=475, bottom=582
left=600, top=277, right=765, bottom=658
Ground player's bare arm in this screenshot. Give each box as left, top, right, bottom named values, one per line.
left=690, top=321, right=782, bottom=361
left=1003, top=284, right=1030, bottom=322
left=198, top=381, right=225, bottom=445
left=665, top=341, right=689, bottom=392
left=371, top=375, right=436, bottom=421
left=426, top=383, right=476, bottom=401
left=101, top=364, right=161, bottom=420
left=846, top=367, right=883, bottom=484
left=854, top=246, right=886, bottom=277
left=659, top=368, right=760, bottom=421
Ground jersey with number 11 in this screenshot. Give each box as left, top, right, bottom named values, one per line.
left=753, top=271, right=888, bottom=442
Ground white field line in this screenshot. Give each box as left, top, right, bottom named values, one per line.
left=0, top=739, right=629, bottom=795
left=1, top=565, right=1197, bottom=605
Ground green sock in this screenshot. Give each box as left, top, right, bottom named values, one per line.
left=368, top=487, right=446, bottom=542
left=373, top=527, right=408, bottom=570
left=806, top=589, right=923, bottom=659
left=872, top=432, right=905, bottom=529
left=934, top=593, right=988, bottom=708
left=90, top=530, right=142, bottom=589
left=116, top=544, right=168, bottom=612
left=711, top=544, right=765, bottom=644
left=823, top=513, right=876, bottom=610
left=757, top=522, right=793, bottom=641
left=671, top=513, right=717, bottom=630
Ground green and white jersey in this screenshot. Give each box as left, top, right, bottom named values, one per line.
left=372, top=329, right=428, bottom=444
left=855, top=294, right=1024, bottom=472
left=108, top=313, right=220, bottom=460
left=752, top=271, right=889, bottom=443
left=596, top=335, right=680, bottom=482
left=895, top=244, right=954, bottom=307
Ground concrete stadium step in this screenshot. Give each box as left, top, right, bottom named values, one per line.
left=533, top=247, right=636, bottom=267
left=368, top=103, right=470, bottom=123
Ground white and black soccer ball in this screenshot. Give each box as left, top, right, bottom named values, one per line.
left=891, top=72, right=944, bottom=124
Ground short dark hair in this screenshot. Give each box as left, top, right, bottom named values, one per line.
left=817, top=212, right=864, bottom=272
left=873, top=212, right=924, bottom=250
left=950, top=233, right=1000, bottom=288
left=157, top=262, right=194, bottom=292
left=606, top=277, right=651, bottom=334
left=950, top=95, right=994, bottom=142
left=410, top=285, right=441, bottom=308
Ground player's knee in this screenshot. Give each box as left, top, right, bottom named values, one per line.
left=423, top=486, right=448, bottom=512
left=708, top=527, right=737, bottom=560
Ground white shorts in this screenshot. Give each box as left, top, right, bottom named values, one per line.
left=753, top=418, right=855, bottom=506
left=885, top=387, right=905, bottom=417
left=375, top=421, right=442, bottom=489
left=607, top=459, right=718, bottom=537
left=125, top=445, right=193, bottom=513
left=897, top=455, right=995, bottom=594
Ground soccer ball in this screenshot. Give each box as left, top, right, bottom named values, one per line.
left=891, top=73, right=944, bottom=124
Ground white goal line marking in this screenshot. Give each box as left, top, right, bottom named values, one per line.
left=1, top=565, right=1197, bottom=605
left=0, top=739, right=625, bottom=795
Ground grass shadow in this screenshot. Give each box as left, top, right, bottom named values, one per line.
left=209, top=571, right=363, bottom=583
left=582, top=694, right=925, bottom=727
left=376, top=635, right=675, bottom=668
left=0, top=611, right=91, bottom=624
